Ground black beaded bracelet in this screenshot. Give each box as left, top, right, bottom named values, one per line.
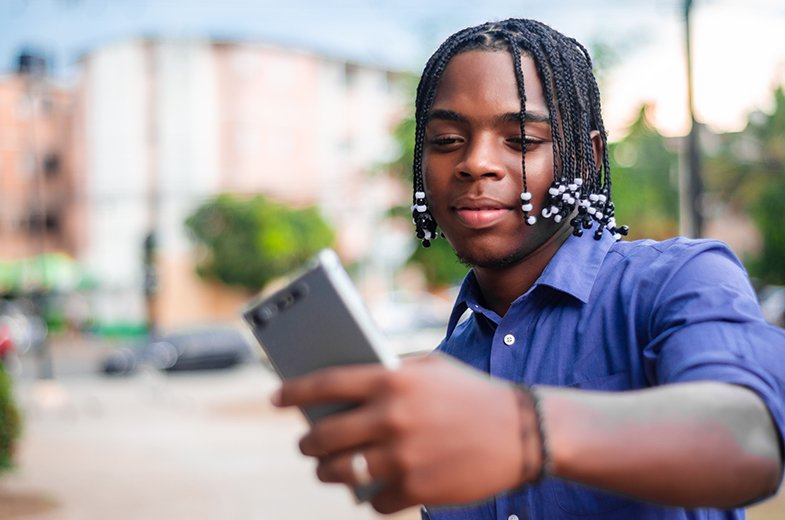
left=514, top=384, right=551, bottom=483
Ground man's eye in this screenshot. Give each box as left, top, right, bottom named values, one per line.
left=508, top=136, right=542, bottom=149
left=429, top=136, right=462, bottom=147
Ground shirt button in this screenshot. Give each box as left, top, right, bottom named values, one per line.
left=503, top=334, right=516, bottom=346
left=508, top=515, right=520, bottom=520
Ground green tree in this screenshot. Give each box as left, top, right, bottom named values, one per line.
left=608, top=105, right=680, bottom=240
left=751, top=178, right=785, bottom=283
left=185, top=194, right=335, bottom=292
left=385, top=75, right=472, bottom=289
left=748, top=87, right=785, bottom=284
left=408, top=237, right=469, bottom=289
left=705, top=86, right=785, bottom=283
left=0, top=362, right=21, bottom=472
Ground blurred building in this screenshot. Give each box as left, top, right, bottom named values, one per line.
left=71, top=38, right=409, bottom=330
left=0, top=54, right=79, bottom=267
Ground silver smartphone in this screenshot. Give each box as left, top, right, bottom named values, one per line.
left=242, top=249, right=399, bottom=424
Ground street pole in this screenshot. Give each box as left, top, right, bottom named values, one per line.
left=19, top=51, right=54, bottom=379
left=144, top=42, right=160, bottom=339
left=680, top=0, right=704, bottom=238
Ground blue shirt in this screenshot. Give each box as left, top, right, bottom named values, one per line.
left=422, top=232, right=785, bottom=520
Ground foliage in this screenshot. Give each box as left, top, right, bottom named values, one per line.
left=387, top=74, right=419, bottom=184
left=608, top=105, right=680, bottom=240
left=185, top=194, right=335, bottom=292
left=750, top=177, right=785, bottom=283
left=706, top=85, right=785, bottom=284
left=409, top=238, right=469, bottom=289
left=384, top=77, right=469, bottom=288
left=0, top=362, right=21, bottom=472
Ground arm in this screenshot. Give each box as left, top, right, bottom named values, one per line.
left=274, top=355, right=783, bottom=514
left=540, top=381, right=782, bottom=508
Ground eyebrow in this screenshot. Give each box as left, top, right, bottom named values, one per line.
left=427, top=108, right=551, bottom=125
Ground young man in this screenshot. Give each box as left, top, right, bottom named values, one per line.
left=274, top=18, right=785, bottom=519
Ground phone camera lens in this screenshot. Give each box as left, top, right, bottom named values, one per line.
left=291, top=283, right=309, bottom=301
left=278, top=293, right=295, bottom=310
left=252, top=305, right=276, bottom=327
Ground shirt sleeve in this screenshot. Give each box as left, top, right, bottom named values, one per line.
left=640, top=240, right=785, bottom=472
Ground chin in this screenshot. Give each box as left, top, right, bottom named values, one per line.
left=454, top=244, right=530, bottom=270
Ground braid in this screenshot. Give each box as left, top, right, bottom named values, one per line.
left=505, top=34, right=538, bottom=225
left=411, top=18, right=628, bottom=247
left=412, top=25, right=489, bottom=247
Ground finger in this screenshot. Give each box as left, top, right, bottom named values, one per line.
left=315, top=444, right=394, bottom=486
left=300, top=407, right=382, bottom=456
left=274, top=363, right=390, bottom=408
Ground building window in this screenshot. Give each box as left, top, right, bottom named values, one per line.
left=344, top=63, right=358, bottom=88
left=43, top=152, right=60, bottom=178
left=20, top=151, right=36, bottom=179
left=24, top=211, right=61, bottom=234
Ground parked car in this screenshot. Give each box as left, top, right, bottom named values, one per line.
left=758, top=285, right=785, bottom=328
left=101, top=325, right=255, bottom=375
left=367, top=290, right=455, bottom=356
left=0, top=298, right=47, bottom=354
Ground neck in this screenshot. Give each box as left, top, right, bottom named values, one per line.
left=473, top=225, right=572, bottom=317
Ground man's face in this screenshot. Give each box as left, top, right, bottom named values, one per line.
left=423, top=50, right=566, bottom=268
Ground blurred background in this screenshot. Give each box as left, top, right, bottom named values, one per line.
left=0, top=0, right=784, bottom=518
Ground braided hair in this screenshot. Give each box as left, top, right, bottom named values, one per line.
left=411, top=18, right=628, bottom=247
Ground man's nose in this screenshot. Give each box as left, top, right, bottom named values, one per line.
left=456, top=135, right=506, bottom=180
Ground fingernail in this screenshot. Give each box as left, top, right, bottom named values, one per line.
left=270, top=388, right=282, bottom=406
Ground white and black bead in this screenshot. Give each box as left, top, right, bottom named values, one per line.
left=520, top=191, right=537, bottom=226
left=412, top=191, right=438, bottom=248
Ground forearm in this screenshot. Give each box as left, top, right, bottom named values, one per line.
left=537, top=381, right=782, bottom=508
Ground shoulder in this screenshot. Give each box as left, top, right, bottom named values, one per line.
left=607, top=237, right=748, bottom=288
left=609, top=236, right=742, bottom=266
left=595, top=237, right=761, bottom=329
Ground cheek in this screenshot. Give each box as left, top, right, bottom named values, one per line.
left=422, top=157, right=444, bottom=200
left=523, top=153, right=555, bottom=202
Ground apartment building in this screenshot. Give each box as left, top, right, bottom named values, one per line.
left=0, top=53, right=80, bottom=285
left=72, top=38, right=408, bottom=329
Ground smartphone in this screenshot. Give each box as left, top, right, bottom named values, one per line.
left=242, top=249, right=399, bottom=424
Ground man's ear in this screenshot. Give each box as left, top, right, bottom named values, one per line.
left=590, top=130, right=603, bottom=172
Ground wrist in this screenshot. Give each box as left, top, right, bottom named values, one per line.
left=513, top=384, right=551, bottom=483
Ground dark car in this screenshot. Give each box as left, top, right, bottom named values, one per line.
left=101, top=325, right=255, bottom=375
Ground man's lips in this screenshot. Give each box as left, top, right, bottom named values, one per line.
left=452, top=199, right=514, bottom=228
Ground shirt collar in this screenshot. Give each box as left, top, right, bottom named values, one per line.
left=445, top=228, right=616, bottom=336
left=536, top=227, right=616, bottom=303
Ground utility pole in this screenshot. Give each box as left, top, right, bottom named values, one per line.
left=680, top=0, right=704, bottom=238
left=143, top=42, right=160, bottom=339
left=18, top=50, right=54, bottom=379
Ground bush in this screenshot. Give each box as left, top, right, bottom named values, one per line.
left=185, top=194, right=335, bottom=292
left=0, top=362, right=21, bottom=471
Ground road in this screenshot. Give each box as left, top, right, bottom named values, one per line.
left=1, top=336, right=784, bottom=519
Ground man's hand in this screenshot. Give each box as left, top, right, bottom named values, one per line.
left=273, top=354, right=539, bottom=514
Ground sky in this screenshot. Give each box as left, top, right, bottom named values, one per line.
left=1, top=0, right=784, bottom=138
